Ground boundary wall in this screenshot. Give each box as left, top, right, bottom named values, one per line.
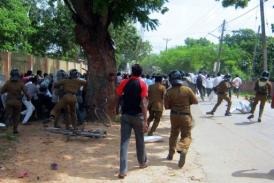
left=0, top=52, right=87, bottom=80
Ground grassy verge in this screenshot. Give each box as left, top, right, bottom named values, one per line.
left=239, top=91, right=254, bottom=98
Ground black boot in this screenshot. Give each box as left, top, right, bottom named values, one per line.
left=206, top=111, right=214, bottom=115
left=247, top=114, right=254, bottom=119
left=225, top=112, right=232, bottom=116
left=166, top=154, right=173, bottom=160
left=178, top=152, right=186, bottom=168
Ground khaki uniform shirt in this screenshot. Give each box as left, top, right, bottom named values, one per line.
left=148, top=83, right=166, bottom=111
left=254, top=79, right=272, bottom=95
left=164, top=85, right=198, bottom=114
left=54, top=79, right=87, bottom=94
left=216, top=81, right=231, bottom=94
left=1, top=80, right=26, bottom=100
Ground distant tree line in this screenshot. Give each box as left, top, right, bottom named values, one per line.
left=141, top=29, right=274, bottom=80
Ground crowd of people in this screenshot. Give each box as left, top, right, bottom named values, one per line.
left=0, top=69, right=87, bottom=133
left=115, top=66, right=273, bottom=178
left=0, top=64, right=273, bottom=179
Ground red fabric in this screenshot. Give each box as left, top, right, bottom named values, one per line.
left=116, top=76, right=148, bottom=97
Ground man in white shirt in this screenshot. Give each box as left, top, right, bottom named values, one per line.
left=205, top=74, right=214, bottom=96
left=213, top=73, right=223, bottom=88
left=232, top=74, right=242, bottom=98
left=196, top=71, right=206, bottom=101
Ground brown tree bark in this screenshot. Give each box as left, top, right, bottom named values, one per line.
left=64, top=0, right=117, bottom=119
left=74, top=24, right=116, bottom=120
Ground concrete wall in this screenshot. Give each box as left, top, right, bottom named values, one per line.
left=0, top=52, right=87, bottom=80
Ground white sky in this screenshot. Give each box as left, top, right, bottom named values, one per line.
left=140, top=0, right=274, bottom=53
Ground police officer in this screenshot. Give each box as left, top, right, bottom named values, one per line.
left=206, top=74, right=232, bottom=116
left=247, top=71, right=272, bottom=122
left=0, top=69, right=30, bottom=134
left=51, top=69, right=68, bottom=104
left=164, top=70, right=198, bottom=168
left=48, top=69, right=87, bottom=129
left=147, top=75, right=166, bottom=136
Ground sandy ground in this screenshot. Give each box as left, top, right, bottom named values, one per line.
left=0, top=111, right=206, bottom=183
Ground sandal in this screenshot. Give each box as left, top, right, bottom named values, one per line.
left=118, top=173, right=127, bottom=179
left=139, top=163, right=148, bottom=169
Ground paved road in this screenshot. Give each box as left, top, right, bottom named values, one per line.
left=191, top=96, right=274, bottom=183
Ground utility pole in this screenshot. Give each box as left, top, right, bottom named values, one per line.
left=260, top=0, right=267, bottom=71
left=252, top=26, right=261, bottom=79
left=163, top=38, right=171, bottom=51
left=216, top=19, right=226, bottom=73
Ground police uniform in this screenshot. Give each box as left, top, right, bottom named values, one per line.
left=248, top=74, right=272, bottom=122
left=147, top=81, right=166, bottom=135
left=164, top=70, right=198, bottom=168
left=207, top=76, right=232, bottom=116
left=50, top=78, right=86, bottom=129
left=0, top=70, right=29, bottom=133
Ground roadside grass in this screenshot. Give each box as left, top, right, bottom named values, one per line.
left=239, top=91, right=254, bottom=98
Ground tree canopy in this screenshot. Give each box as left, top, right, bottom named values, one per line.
left=0, top=0, right=34, bottom=52
left=216, top=0, right=251, bottom=8
left=111, top=23, right=152, bottom=70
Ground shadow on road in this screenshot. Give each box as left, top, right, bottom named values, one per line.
left=199, top=115, right=227, bottom=120
left=234, top=121, right=258, bottom=126
left=232, top=169, right=274, bottom=180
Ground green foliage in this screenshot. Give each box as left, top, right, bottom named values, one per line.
left=221, top=45, right=251, bottom=79
left=65, top=0, right=168, bottom=30
left=185, top=38, right=212, bottom=47
left=224, top=29, right=274, bottom=79
left=27, top=0, right=80, bottom=60
left=224, top=29, right=257, bottom=54
left=267, top=37, right=274, bottom=80
left=110, top=23, right=152, bottom=70
left=107, top=0, right=169, bottom=30
left=0, top=0, right=34, bottom=53
left=216, top=0, right=251, bottom=8
left=141, top=39, right=219, bottom=74
left=141, top=36, right=254, bottom=80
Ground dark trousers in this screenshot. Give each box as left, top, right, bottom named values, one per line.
left=119, top=114, right=147, bottom=174
left=37, top=94, right=53, bottom=119
left=211, top=93, right=231, bottom=114
left=197, top=85, right=205, bottom=100
left=250, top=94, right=267, bottom=119
left=5, top=99, right=21, bottom=132
left=206, top=88, right=212, bottom=96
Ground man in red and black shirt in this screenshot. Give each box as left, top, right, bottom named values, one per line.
left=116, top=64, right=148, bottom=179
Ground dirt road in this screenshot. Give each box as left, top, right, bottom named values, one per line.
left=0, top=110, right=206, bottom=183
left=195, top=97, right=274, bottom=183
left=2, top=96, right=274, bottom=183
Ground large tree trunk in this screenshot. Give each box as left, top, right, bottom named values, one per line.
left=75, top=23, right=117, bottom=120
